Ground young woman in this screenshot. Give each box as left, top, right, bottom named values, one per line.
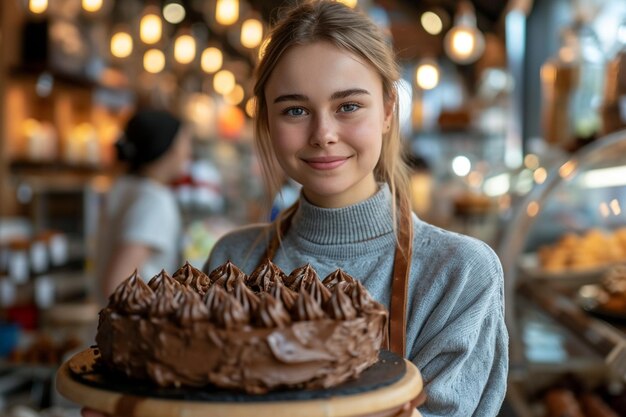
left=204, top=1, right=508, bottom=416
left=83, top=2, right=507, bottom=417
left=96, top=109, right=192, bottom=299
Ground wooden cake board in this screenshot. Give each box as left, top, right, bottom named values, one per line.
left=56, top=349, right=423, bottom=417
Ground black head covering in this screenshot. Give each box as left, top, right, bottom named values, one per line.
left=115, top=109, right=182, bottom=172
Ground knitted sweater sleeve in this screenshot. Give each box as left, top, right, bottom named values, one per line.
left=410, top=239, right=508, bottom=417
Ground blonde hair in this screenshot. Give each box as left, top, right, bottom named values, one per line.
left=253, top=0, right=411, bottom=230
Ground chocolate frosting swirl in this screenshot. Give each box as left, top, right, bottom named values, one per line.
left=214, top=295, right=249, bottom=329
left=203, top=284, right=228, bottom=321
left=254, top=294, right=291, bottom=328
left=148, top=269, right=179, bottom=292
left=149, top=279, right=180, bottom=318
left=109, top=270, right=155, bottom=315
left=292, top=291, right=327, bottom=321
left=324, top=282, right=357, bottom=320
left=268, top=280, right=298, bottom=311
left=209, top=260, right=247, bottom=291
left=322, top=269, right=356, bottom=290
left=174, top=289, right=209, bottom=325
left=285, top=263, right=319, bottom=292
left=348, top=281, right=384, bottom=315
left=231, top=277, right=260, bottom=316
left=173, top=261, right=211, bottom=295
left=306, top=275, right=332, bottom=305
left=247, top=258, right=287, bottom=292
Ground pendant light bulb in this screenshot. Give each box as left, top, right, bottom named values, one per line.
left=111, top=31, right=133, bottom=58
left=241, top=19, right=263, bottom=49
left=140, top=11, right=162, bottom=45
left=443, top=1, right=485, bottom=64
left=29, top=0, right=48, bottom=14
left=82, top=0, right=103, bottom=13
left=174, top=34, right=196, bottom=64
left=216, top=0, right=239, bottom=26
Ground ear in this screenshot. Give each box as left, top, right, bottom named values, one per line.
left=382, top=91, right=396, bottom=134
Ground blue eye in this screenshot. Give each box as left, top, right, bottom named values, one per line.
left=339, top=103, right=360, bottom=113
left=284, top=107, right=307, bottom=116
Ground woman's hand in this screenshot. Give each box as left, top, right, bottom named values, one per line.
left=393, top=390, right=427, bottom=417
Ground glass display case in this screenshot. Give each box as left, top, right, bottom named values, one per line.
left=499, top=129, right=626, bottom=415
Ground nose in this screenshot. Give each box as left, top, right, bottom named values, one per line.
left=309, top=113, right=338, bottom=148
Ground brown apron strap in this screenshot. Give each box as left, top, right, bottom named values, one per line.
left=388, top=198, right=413, bottom=357
left=264, top=197, right=413, bottom=358
left=264, top=201, right=299, bottom=260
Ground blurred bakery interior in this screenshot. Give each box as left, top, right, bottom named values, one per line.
left=1, top=0, right=626, bottom=416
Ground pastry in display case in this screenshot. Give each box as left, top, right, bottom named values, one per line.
left=498, top=129, right=626, bottom=415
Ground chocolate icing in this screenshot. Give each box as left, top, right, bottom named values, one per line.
left=322, top=269, right=356, bottom=289
left=292, top=291, right=327, bottom=321
left=96, top=261, right=387, bottom=394
left=269, top=279, right=298, bottom=311
left=173, top=262, right=211, bottom=295
left=247, top=258, right=287, bottom=292
left=285, top=263, right=318, bottom=291
left=108, top=270, right=155, bottom=315
left=324, top=283, right=357, bottom=320
left=147, top=270, right=178, bottom=292
left=254, top=294, right=291, bottom=328
left=149, top=278, right=180, bottom=318
left=174, top=289, right=209, bottom=325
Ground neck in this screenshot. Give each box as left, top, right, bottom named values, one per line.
left=139, top=166, right=169, bottom=184
left=302, top=175, right=378, bottom=208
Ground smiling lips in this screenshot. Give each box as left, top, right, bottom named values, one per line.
left=303, top=156, right=350, bottom=170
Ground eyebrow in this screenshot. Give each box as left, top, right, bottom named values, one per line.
left=272, top=88, right=371, bottom=104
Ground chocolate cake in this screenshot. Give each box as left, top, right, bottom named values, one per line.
left=96, top=260, right=388, bottom=394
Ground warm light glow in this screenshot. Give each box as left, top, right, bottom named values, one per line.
left=218, top=105, right=246, bottom=139
left=241, top=19, right=263, bottom=49
left=581, top=166, right=626, bottom=188
left=82, top=0, right=102, bottom=12
left=526, top=201, right=540, bottom=217
left=225, top=84, right=245, bottom=105
left=415, top=61, right=440, bottom=90
left=484, top=173, right=510, bottom=197
left=144, top=49, right=165, bottom=73
left=214, top=70, right=236, bottom=95
left=452, top=29, right=474, bottom=55
left=201, top=47, right=223, bottom=73
left=599, top=202, right=610, bottom=218
left=524, top=154, right=539, bottom=170
left=533, top=167, right=547, bottom=184
left=111, top=32, right=133, bottom=58
left=336, top=0, right=358, bottom=8
left=421, top=11, right=443, bottom=35
left=245, top=97, right=256, bottom=118
left=452, top=156, right=471, bottom=177
left=140, top=13, right=162, bottom=44
left=29, top=0, right=48, bottom=14
left=163, top=2, right=186, bottom=24
left=610, top=199, right=622, bottom=216
left=558, top=160, right=577, bottom=179
left=443, top=2, right=485, bottom=65
left=174, top=34, right=196, bottom=64
left=216, top=0, right=239, bottom=26
left=467, top=171, right=483, bottom=188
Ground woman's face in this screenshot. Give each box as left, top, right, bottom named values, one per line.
left=264, top=41, right=393, bottom=208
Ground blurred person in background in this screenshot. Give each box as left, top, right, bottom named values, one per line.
left=96, top=109, right=192, bottom=300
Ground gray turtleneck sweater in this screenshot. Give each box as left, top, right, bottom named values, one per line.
left=205, top=185, right=508, bottom=416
